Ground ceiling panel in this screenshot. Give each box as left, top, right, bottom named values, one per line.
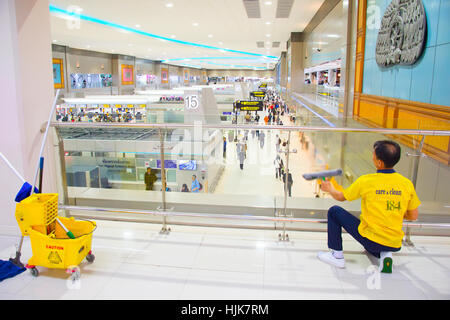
left=49, top=0, right=325, bottom=69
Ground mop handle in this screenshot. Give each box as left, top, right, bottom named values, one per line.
left=31, top=89, right=60, bottom=195
left=0, top=152, right=26, bottom=183
left=56, top=217, right=75, bottom=239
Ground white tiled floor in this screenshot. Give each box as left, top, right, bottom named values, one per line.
left=1, top=220, right=449, bottom=300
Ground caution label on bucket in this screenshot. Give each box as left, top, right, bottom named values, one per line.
left=46, top=244, right=64, bottom=250
left=48, top=251, right=62, bottom=264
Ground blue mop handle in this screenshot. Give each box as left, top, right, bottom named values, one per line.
left=38, top=157, right=44, bottom=194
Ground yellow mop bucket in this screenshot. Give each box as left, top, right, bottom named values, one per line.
left=27, top=217, right=96, bottom=270
left=15, top=193, right=96, bottom=277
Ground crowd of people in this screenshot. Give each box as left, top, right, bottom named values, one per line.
left=225, top=88, right=295, bottom=195
left=55, top=112, right=140, bottom=123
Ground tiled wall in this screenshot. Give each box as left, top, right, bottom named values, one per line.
left=362, top=0, right=450, bottom=107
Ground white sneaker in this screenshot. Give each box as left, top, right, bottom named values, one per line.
left=317, top=251, right=345, bottom=268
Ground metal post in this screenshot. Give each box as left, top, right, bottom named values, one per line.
left=55, top=128, right=69, bottom=214
left=405, top=135, right=425, bottom=246
left=278, top=131, right=291, bottom=242
left=159, top=128, right=170, bottom=233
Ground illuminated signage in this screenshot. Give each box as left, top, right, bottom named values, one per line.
left=235, top=100, right=263, bottom=111
left=250, top=91, right=266, bottom=97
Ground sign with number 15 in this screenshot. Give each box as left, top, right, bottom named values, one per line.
left=185, top=95, right=199, bottom=110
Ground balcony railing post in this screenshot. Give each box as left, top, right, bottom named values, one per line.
left=159, top=128, right=169, bottom=233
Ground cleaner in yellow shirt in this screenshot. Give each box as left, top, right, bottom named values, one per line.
left=318, top=140, right=420, bottom=273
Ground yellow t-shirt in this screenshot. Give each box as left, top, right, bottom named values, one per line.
left=343, top=171, right=421, bottom=248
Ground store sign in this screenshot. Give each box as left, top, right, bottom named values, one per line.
left=185, top=95, right=200, bottom=110
left=250, top=91, right=266, bottom=98
left=235, top=101, right=263, bottom=111
left=375, top=0, right=427, bottom=67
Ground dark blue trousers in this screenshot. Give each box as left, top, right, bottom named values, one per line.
left=327, top=205, right=401, bottom=258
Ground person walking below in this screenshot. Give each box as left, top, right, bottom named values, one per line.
left=223, top=136, right=227, bottom=158
left=191, top=175, right=201, bottom=193
left=283, top=169, right=293, bottom=197
left=275, top=134, right=281, bottom=153
left=144, top=168, right=157, bottom=191
left=237, top=141, right=246, bottom=170
left=259, top=130, right=265, bottom=149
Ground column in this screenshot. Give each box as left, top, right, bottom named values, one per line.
left=0, top=0, right=55, bottom=228
left=286, top=32, right=305, bottom=96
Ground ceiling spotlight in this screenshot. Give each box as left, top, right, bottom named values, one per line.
left=265, top=1, right=273, bottom=5
left=265, top=21, right=271, bottom=25
left=52, top=40, right=58, bottom=43
left=192, top=22, right=199, bottom=26
left=208, top=34, right=213, bottom=38
left=165, top=3, right=174, bottom=8
left=219, top=41, right=223, bottom=45
left=171, top=35, right=176, bottom=38
left=135, top=24, right=141, bottom=28
left=266, top=34, right=271, bottom=37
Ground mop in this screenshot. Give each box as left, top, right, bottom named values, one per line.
left=0, top=152, right=28, bottom=278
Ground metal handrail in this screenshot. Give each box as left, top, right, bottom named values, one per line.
left=60, top=205, right=450, bottom=229
left=50, top=121, right=450, bottom=136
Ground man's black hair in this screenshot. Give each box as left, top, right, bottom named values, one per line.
left=373, top=140, right=401, bottom=168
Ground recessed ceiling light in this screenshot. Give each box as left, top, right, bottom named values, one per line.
left=266, top=34, right=271, bottom=37
left=218, top=42, right=223, bottom=45
left=208, top=34, right=213, bottom=38
left=128, top=44, right=133, bottom=46
left=327, top=34, right=340, bottom=38
left=135, top=24, right=141, bottom=28
left=52, top=40, right=58, bottom=43
left=148, top=48, right=152, bottom=51
left=192, top=22, right=199, bottom=26
left=170, top=35, right=176, bottom=38
left=265, top=21, right=271, bottom=25
left=75, top=7, right=83, bottom=12
left=165, top=3, right=173, bottom=8
left=265, top=1, right=273, bottom=5
left=86, top=45, right=91, bottom=48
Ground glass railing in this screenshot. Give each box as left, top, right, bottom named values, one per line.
left=50, top=117, right=450, bottom=239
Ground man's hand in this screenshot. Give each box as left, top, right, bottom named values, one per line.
left=320, top=178, right=346, bottom=202
left=320, top=179, right=333, bottom=193
left=404, top=208, right=419, bottom=221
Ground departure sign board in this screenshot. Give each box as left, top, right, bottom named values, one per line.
left=259, top=83, right=267, bottom=88
left=235, top=100, right=263, bottom=111
left=250, top=91, right=266, bottom=98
